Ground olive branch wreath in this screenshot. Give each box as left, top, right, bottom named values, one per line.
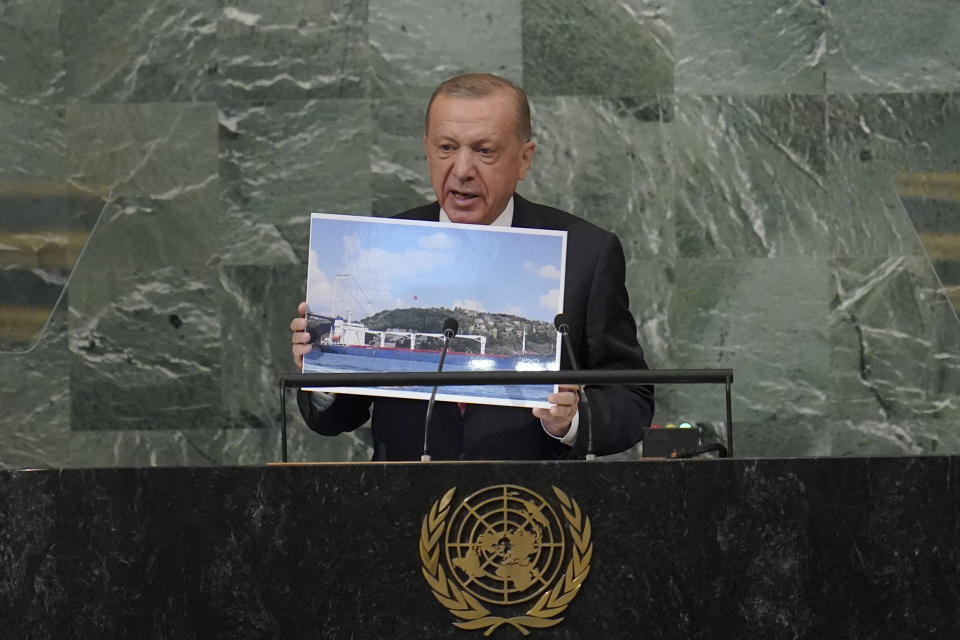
left=419, top=486, right=593, bottom=636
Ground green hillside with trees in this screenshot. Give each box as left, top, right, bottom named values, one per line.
left=361, top=307, right=555, bottom=356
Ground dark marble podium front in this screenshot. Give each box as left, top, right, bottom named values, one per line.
left=2, top=457, right=958, bottom=639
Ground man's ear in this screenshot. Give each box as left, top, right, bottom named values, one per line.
left=517, top=141, right=536, bottom=180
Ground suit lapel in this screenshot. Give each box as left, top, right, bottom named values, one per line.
left=512, top=193, right=566, bottom=231
left=511, top=193, right=540, bottom=229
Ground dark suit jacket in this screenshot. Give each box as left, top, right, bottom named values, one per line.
left=298, top=194, right=654, bottom=460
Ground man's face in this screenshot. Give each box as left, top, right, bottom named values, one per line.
left=423, top=90, right=536, bottom=225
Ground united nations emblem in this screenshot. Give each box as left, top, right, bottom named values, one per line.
left=419, top=485, right=592, bottom=635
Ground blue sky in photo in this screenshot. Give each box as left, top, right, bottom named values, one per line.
left=307, top=215, right=566, bottom=323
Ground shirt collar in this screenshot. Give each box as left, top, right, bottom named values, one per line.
left=439, top=196, right=514, bottom=227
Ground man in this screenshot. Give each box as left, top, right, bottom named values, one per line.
left=290, top=73, right=653, bottom=460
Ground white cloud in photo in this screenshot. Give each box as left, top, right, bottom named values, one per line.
left=504, top=304, right=524, bottom=317
left=345, top=247, right=450, bottom=283
left=539, top=288, right=560, bottom=312
left=453, top=298, right=486, bottom=312
left=524, top=260, right=561, bottom=280
left=306, top=249, right=335, bottom=313
left=418, top=232, right=454, bottom=250
left=537, top=264, right=561, bottom=280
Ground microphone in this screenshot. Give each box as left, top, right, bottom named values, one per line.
left=553, top=313, right=595, bottom=460
left=442, top=317, right=458, bottom=340
left=422, top=317, right=459, bottom=461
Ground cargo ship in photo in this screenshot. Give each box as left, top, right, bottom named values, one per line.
left=304, top=312, right=554, bottom=372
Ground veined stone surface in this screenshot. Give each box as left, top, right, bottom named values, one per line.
left=523, top=0, right=672, bottom=97
left=370, top=97, right=435, bottom=216
left=0, top=306, right=71, bottom=469
left=827, top=0, right=960, bottom=93
left=369, top=0, right=523, bottom=98
left=65, top=103, right=222, bottom=270
left=660, top=258, right=831, bottom=453
left=0, top=0, right=64, bottom=103
left=61, top=0, right=218, bottom=103
left=68, top=266, right=224, bottom=432
left=825, top=93, right=960, bottom=257
left=0, top=105, right=65, bottom=183
left=0, top=0, right=958, bottom=467
left=673, top=0, right=826, bottom=95
left=218, top=99, right=372, bottom=264
left=216, top=0, right=368, bottom=100
left=829, top=257, right=960, bottom=423
left=525, top=95, right=674, bottom=262
left=670, top=95, right=831, bottom=258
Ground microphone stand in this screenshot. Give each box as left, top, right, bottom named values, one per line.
left=421, top=318, right=458, bottom=462
left=554, top=314, right=596, bottom=461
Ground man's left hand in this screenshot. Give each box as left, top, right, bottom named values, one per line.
left=533, top=385, right=580, bottom=437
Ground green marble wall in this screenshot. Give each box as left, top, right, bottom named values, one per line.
left=1, top=0, right=958, bottom=467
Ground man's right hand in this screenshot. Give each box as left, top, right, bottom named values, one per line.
left=290, top=301, right=313, bottom=369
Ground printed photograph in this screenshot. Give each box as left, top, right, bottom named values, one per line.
left=302, top=213, right=567, bottom=407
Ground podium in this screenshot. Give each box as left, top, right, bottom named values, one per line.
left=2, top=457, right=958, bottom=638
left=279, top=368, right=736, bottom=460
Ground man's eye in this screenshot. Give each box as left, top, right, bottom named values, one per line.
left=478, top=147, right=493, bottom=156
left=439, top=144, right=454, bottom=152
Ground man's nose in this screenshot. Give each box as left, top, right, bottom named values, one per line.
left=451, top=148, right=476, bottom=180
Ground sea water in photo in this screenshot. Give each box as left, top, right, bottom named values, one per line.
left=303, top=349, right=556, bottom=405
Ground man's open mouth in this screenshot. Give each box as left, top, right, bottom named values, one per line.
left=451, top=190, right=478, bottom=202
